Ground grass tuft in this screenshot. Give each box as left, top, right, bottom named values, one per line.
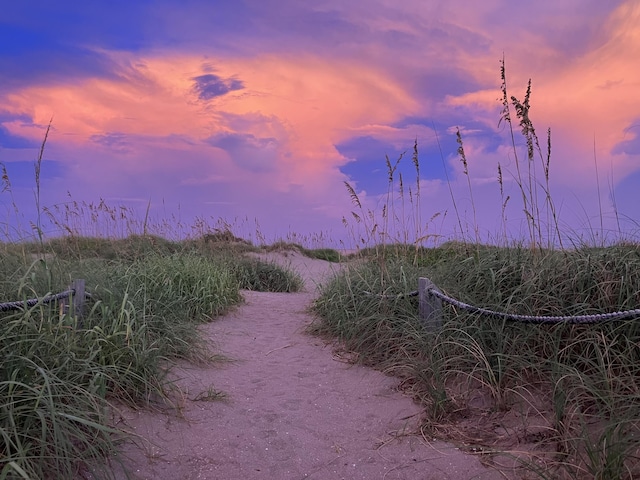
left=311, top=62, right=640, bottom=478
left=0, top=233, right=301, bottom=477
left=311, top=243, right=640, bottom=478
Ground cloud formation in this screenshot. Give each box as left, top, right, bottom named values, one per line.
left=0, top=0, right=639, bottom=245
left=192, top=74, right=244, bottom=100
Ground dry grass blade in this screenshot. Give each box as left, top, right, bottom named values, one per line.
left=344, top=181, right=362, bottom=209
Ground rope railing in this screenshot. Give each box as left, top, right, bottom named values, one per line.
left=366, top=277, right=640, bottom=328
left=427, top=288, right=640, bottom=324
left=363, top=290, right=418, bottom=299
left=0, top=279, right=88, bottom=320
left=0, top=289, right=74, bottom=312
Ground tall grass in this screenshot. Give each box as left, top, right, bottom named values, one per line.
left=0, top=137, right=305, bottom=480
left=0, top=235, right=305, bottom=478
left=3, top=58, right=638, bottom=479
left=313, top=64, right=640, bottom=479
left=312, top=244, right=640, bottom=478
left=0, top=244, right=237, bottom=477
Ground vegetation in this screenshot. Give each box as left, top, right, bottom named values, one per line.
left=312, top=62, right=640, bottom=479
left=264, top=240, right=342, bottom=263
left=0, top=231, right=302, bottom=478
left=311, top=244, right=640, bottom=479
left=2, top=60, right=639, bottom=480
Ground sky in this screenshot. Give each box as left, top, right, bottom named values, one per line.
left=1, top=1, right=639, bottom=247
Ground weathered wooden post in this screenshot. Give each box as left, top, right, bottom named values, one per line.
left=418, top=277, right=442, bottom=332
left=70, top=279, right=86, bottom=326
left=60, top=278, right=87, bottom=328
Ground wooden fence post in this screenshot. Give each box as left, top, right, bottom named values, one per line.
left=419, top=277, right=442, bottom=331
left=70, top=279, right=86, bottom=325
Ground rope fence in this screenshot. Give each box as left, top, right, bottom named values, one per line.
left=427, top=287, right=640, bottom=325
left=0, top=279, right=88, bottom=321
left=367, top=277, right=640, bottom=331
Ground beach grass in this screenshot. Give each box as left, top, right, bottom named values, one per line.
left=3, top=61, right=640, bottom=479
left=0, top=230, right=302, bottom=478
left=310, top=62, right=640, bottom=479
left=310, top=243, right=640, bottom=478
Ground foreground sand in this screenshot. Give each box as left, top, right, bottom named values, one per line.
left=111, top=250, right=507, bottom=479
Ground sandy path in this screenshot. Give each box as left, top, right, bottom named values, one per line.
left=112, top=251, right=505, bottom=480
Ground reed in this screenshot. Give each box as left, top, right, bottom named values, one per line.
left=312, top=64, right=640, bottom=478
left=0, top=138, right=305, bottom=478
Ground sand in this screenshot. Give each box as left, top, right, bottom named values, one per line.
left=110, top=250, right=507, bottom=480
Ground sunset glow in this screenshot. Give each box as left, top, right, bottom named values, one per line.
left=1, top=1, right=639, bottom=245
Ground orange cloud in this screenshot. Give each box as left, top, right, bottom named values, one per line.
left=4, top=51, right=418, bottom=160
left=4, top=1, right=638, bottom=244
left=442, top=1, right=640, bottom=187
left=0, top=50, right=424, bottom=233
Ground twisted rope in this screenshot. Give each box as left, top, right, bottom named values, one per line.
left=427, top=289, right=640, bottom=324
left=363, top=290, right=418, bottom=299
left=0, top=289, right=75, bottom=312
left=365, top=288, right=640, bottom=324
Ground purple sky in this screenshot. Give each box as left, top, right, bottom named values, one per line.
left=1, top=1, right=639, bottom=247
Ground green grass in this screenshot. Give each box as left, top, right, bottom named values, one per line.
left=311, top=243, right=640, bottom=478
left=232, top=257, right=303, bottom=292
left=312, top=62, right=640, bottom=478
left=264, top=240, right=342, bottom=263
left=3, top=60, right=640, bottom=480
left=0, top=235, right=302, bottom=479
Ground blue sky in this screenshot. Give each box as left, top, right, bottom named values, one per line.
left=1, top=1, right=639, bottom=246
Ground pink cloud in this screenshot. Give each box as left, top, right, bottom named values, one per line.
left=2, top=1, right=639, bottom=245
